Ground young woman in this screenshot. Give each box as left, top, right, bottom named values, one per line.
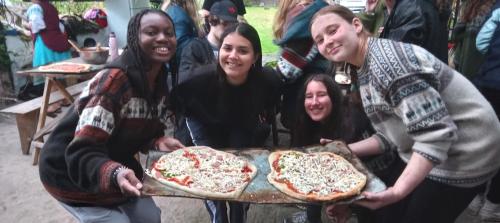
left=162, top=0, right=200, bottom=67
left=310, top=5, right=500, bottom=223
left=292, top=74, right=344, bottom=147
left=38, top=9, right=184, bottom=223
left=272, top=0, right=332, bottom=130
left=291, top=74, right=347, bottom=223
left=293, top=74, right=392, bottom=223
left=171, top=22, right=282, bottom=223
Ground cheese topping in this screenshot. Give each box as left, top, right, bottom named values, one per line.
left=274, top=151, right=365, bottom=196
left=151, top=148, right=254, bottom=194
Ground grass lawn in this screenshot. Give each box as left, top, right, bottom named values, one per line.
left=244, top=6, right=279, bottom=55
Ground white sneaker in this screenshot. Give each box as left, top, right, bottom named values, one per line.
left=479, top=199, right=500, bottom=222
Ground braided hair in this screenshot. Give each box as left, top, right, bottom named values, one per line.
left=125, top=9, right=177, bottom=113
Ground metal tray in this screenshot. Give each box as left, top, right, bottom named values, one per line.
left=141, top=141, right=386, bottom=204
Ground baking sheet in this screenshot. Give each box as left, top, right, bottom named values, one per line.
left=141, top=141, right=386, bottom=204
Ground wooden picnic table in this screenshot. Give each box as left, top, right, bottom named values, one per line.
left=15, top=57, right=106, bottom=164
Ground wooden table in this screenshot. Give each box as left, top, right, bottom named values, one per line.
left=16, top=57, right=105, bottom=164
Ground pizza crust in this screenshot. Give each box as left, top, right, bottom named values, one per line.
left=267, top=150, right=366, bottom=202
left=147, top=146, right=257, bottom=200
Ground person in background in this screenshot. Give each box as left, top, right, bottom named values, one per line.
left=451, top=0, right=495, bottom=78
left=272, top=0, right=332, bottom=131
left=475, top=0, right=500, bottom=118
left=468, top=2, right=500, bottom=221
left=379, top=0, right=449, bottom=63
left=311, top=5, right=500, bottom=223
left=23, top=0, right=71, bottom=109
left=178, top=0, right=238, bottom=82
left=357, top=0, right=386, bottom=36
left=200, top=0, right=246, bottom=23
left=38, top=9, right=184, bottom=223
left=171, top=22, right=282, bottom=223
left=162, top=0, right=200, bottom=68
left=174, top=0, right=239, bottom=146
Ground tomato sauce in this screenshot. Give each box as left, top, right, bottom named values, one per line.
left=272, top=154, right=282, bottom=173
left=241, top=165, right=252, bottom=173
left=168, top=176, right=192, bottom=186
left=183, top=151, right=200, bottom=168
left=274, top=178, right=300, bottom=193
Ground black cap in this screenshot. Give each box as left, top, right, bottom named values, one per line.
left=210, top=0, right=238, bottom=22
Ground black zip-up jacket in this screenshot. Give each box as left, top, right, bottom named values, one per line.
left=380, top=0, right=449, bottom=63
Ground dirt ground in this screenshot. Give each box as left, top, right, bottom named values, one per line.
left=0, top=104, right=480, bottom=223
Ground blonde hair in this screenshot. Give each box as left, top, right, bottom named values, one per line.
left=273, top=0, right=312, bottom=39
left=161, top=0, right=200, bottom=29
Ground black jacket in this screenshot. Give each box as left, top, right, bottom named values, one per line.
left=178, top=37, right=217, bottom=84
left=171, top=65, right=282, bottom=147
left=380, top=0, right=448, bottom=63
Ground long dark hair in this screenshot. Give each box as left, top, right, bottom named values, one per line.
left=292, top=74, right=344, bottom=147
left=125, top=9, right=176, bottom=110
left=216, top=22, right=263, bottom=83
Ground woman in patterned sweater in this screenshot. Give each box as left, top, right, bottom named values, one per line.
left=38, top=9, right=184, bottom=222
left=310, top=5, right=500, bottom=223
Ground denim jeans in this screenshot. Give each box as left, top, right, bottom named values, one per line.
left=185, top=117, right=251, bottom=223
left=59, top=197, right=161, bottom=223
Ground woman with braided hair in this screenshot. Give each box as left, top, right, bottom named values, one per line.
left=38, top=9, right=184, bottom=223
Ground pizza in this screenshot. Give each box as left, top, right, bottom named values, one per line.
left=146, top=146, right=257, bottom=199
left=267, top=150, right=366, bottom=202
left=39, top=62, right=91, bottom=73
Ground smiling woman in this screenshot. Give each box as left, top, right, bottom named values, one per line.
left=138, top=11, right=177, bottom=67
left=38, top=9, right=184, bottom=223
left=171, top=22, right=282, bottom=223
left=310, top=5, right=500, bottom=223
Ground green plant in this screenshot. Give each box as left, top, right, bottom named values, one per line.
left=52, top=2, right=104, bottom=16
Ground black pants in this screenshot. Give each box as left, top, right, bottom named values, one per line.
left=486, top=170, right=500, bottom=203
left=204, top=200, right=249, bottom=223
left=479, top=87, right=500, bottom=120
left=363, top=158, right=484, bottom=223
left=478, top=87, right=500, bottom=203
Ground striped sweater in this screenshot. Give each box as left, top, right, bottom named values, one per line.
left=39, top=52, right=169, bottom=205
left=358, top=37, right=500, bottom=187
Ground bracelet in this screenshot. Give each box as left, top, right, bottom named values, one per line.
left=112, top=166, right=128, bottom=187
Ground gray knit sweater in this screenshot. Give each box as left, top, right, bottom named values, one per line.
left=358, top=37, right=500, bottom=187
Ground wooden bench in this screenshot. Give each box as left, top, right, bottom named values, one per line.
left=0, top=80, right=88, bottom=157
